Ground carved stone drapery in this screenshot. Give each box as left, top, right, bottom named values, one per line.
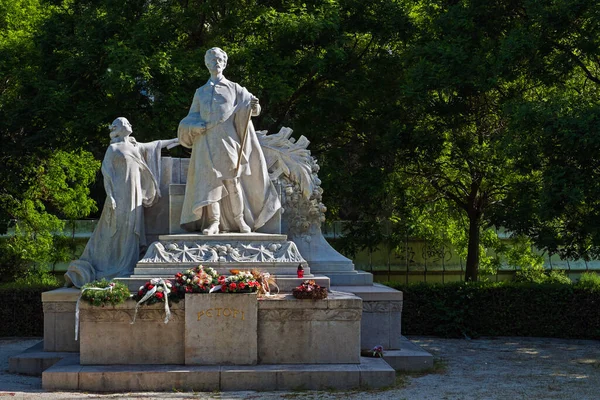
left=80, top=309, right=184, bottom=323
left=260, top=309, right=361, bottom=322
left=139, top=240, right=305, bottom=264
left=257, top=128, right=327, bottom=242
left=362, top=301, right=403, bottom=313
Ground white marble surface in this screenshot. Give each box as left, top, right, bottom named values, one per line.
left=178, top=47, right=281, bottom=234
left=64, top=118, right=178, bottom=288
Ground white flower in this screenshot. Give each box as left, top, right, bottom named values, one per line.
left=157, top=286, right=164, bottom=292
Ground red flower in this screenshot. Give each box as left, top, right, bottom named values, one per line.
left=229, top=282, right=237, bottom=291
left=138, top=290, right=144, bottom=297
left=155, top=292, right=164, bottom=300
left=147, top=284, right=155, bottom=290
left=185, top=286, right=192, bottom=293
left=239, top=282, right=246, bottom=290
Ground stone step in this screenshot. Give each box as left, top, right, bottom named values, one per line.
left=116, top=275, right=330, bottom=292
left=42, top=356, right=395, bottom=392
left=7, top=341, right=68, bottom=376
left=320, top=270, right=373, bottom=286
left=382, top=336, right=434, bottom=371
left=158, top=233, right=289, bottom=242
left=272, top=275, right=330, bottom=291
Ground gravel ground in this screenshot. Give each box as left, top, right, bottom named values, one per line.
left=2, top=336, right=599, bottom=399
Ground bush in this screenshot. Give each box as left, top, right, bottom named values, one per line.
left=0, top=283, right=61, bottom=337
left=514, top=268, right=572, bottom=284
left=387, top=281, right=600, bottom=339
left=576, top=272, right=600, bottom=291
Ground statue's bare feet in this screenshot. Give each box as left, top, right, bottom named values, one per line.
left=236, top=217, right=251, bottom=233
left=203, top=221, right=220, bottom=235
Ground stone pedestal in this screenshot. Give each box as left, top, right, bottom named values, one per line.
left=333, top=284, right=403, bottom=350
left=73, top=292, right=360, bottom=366
left=42, top=288, right=81, bottom=352
left=185, top=293, right=258, bottom=365
left=79, top=302, right=185, bottom=365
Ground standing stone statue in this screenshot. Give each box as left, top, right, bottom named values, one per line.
left=178, top=47, right=281, bottom=234
left=65, top=117, right=179, bottom=287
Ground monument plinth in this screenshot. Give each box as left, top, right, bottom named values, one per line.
left=185, top=293, right=258, bottom=365
left=18, top=46, right=425, bottom=392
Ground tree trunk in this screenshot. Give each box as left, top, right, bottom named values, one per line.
left=465, top=212, right=480, bottom=281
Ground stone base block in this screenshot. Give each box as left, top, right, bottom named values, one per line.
left=79, top=302, right=185, bottom=365
left=185, top=293, right=257, bottom=365
left=8, top=341, right=68, bottom=376
left=42, top=288, right=81, bottom=352
left=382, top=336, right=434, bottom=372
left=42, top=357, right=395, bottom=392
left=78, top=292, right=360, bottom=366
left=258, top=293, right=362, bottom=364
left=333, top=284, right=403, bottom=350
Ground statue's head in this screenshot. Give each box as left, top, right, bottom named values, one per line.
left=110, top=117, right=133, bottom=141
left=205, top=47, right=227, bottom=75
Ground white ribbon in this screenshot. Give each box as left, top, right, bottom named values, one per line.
left=261, top=272, right=279, bottom=297
left=74, top=284, right=115, bottom=341
left=130, top=278, right=171, bottom=324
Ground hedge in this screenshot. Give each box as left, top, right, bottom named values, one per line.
left=0, top=285, right=59, bottom=337
left=386, top=281, right=600, bottom=339
left=3, top=281, right=600, bottom=339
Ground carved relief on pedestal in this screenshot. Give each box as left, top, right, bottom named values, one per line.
left=257, top=128, right=327, bottom=243
left=139, top=240, right=305, bottom=264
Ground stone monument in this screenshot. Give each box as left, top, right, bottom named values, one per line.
left=10, top=47, right=433, bottom=393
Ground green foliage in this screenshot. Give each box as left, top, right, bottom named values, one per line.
left=81, top=279, right=131, bottom=307
left=0, top=150, right=99, bottom=282
left=11, top=270, right=62, bottom=287
left=575, top=272, right=600, bottom=292
left=389, top=281, right=600, bottom=339
left=514, top=268, right=572, bottom=285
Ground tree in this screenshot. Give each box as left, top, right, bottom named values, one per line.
left=492, top=0, right=600, bottom=261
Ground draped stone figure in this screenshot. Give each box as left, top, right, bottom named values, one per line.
left=178, top=47, right=281, bottom=234
left=64, top=118, right=178, bottom=288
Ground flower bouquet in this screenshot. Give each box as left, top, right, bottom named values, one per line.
left=292, top=280, right=328, bottom=300
left=251, top=268, right=279, bottom=297
left=172, top=265, right=219, bottom=299
left=212, top=270, right=261, bottom=293
left=80, top=279, right=130, bottom=307
left=133, top=278, right=173, bottom=304
left=361, top=345, right=384, bottom=358
left=131, top=278, right=174, bottom=324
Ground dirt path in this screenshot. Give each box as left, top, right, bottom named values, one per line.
left=2, top=336, right=599, bottom=399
